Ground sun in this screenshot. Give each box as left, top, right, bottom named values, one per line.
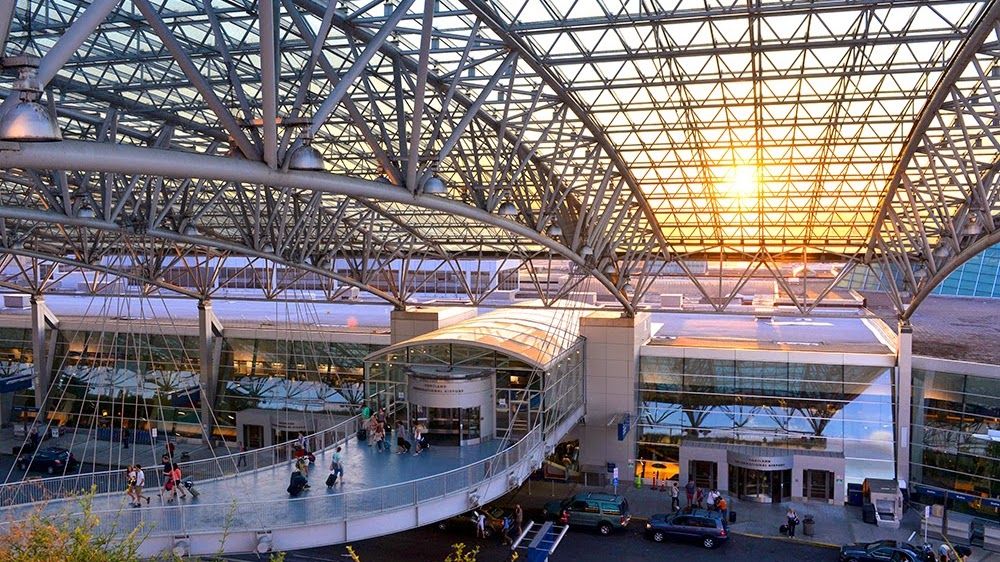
left=718, top=165, right=760, bottom=198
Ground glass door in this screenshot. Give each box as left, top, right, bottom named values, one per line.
left=461, top=406, right=481, bottom=445
left=426, top=407, right=461, bottom=445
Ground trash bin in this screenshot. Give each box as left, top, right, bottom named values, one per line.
left=847, top=483, right=864, bottom=506
left=862, top=503, right=876, bottom=524
left=802, top=514, right=815, bottom=536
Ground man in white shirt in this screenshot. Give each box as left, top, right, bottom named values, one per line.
left=132, top=465, right=150, bottom=507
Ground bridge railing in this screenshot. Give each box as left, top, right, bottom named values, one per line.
left=86, top=424, right=544, bottom=537
left=0, top=413, right=362, bottom=507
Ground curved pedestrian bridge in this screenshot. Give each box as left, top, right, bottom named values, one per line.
left=0, top=417, right=568, bottom=557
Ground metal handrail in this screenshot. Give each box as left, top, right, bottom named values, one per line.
left=0, top=413, right=362, bottom=506
left=74, top=425, right=544, bottom=538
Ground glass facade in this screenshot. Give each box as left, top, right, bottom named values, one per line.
left=45, top=331, right=203, bottom=438
left=911, top=368, right=1000, bottom=521
left=217, top=337, right=380, bottom=436
left=366, top=340, right=584, bottom=441
left=637, top=355, right=896, bottom=486
left=6, top=324, right=381, bottom=442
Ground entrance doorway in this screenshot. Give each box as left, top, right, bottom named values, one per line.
left=414, top=405, right=482, bottom=446
left=730, top=465, right=792, bottom=503
left=803, top=470, right=835, bottom=501
left=243, top=424, right=263, bottom=449
left=690, top=460, right=718, bottom=490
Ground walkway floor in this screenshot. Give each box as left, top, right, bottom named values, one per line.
left=1, top=433, right=508, bottom=539
left=500, top=480, right=1000, bottom=562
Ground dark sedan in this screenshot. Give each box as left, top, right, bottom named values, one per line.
left=16, top=446, right=79, bottom=475
left=839, top=540, right=932, bottom=562
left=436, top=507, right=512, bottom=539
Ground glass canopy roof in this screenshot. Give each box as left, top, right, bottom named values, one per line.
left=0, top=0, right=997, bottom=316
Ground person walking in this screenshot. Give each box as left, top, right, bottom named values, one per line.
left=413, top=423, right=424, bottom=455
left=125, top=465, right=137, bottom=506
left=514, top=503, right=524, bottom=536
left=707, top=488, right=720, bottom=510
left=937, top=543, right=953, bottom=562
left=328, top=446, right=344, bottom=485
left=395, top=421, right=411, bottom=454
left=476, top=511, right=487, bottom=538
left=695, top=486, right=705, bottom=509
left=133, top=464, right=150, bottom=506
left=237, top=441, right=247, bottom=468
left=685, top=478, right=696, bottom=507
left=121, top=427, right=130, bottom=450
left=785, top=507, right=799, bottom=538
left=172, top=463, right=187, bottom=500
left=670, top=481, right=680, bottom=511
left=374, top=422, right=387, bottom=453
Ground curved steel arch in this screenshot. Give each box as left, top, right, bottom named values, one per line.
left=0, top=207, right=407, bottom=308
left=0, top=245, right=203, bottom=299
left=867, top=0, right=1000, bottom=318
left=902, top=228, right=1000, bottom=320
left=0, top=140, right=634, bottom=312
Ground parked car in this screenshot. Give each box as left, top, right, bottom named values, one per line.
left=839, top=540, right=932, bottom=562
left=542, top=492, right=630, bottom=536
left=16, top=446, right=79, bottom=475
left=644, top=508, right=728, bottom=549
left=437, top=507, right=512, bottom=539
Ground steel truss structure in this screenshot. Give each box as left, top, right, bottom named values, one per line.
left=0, top=0, right=997, bottom=318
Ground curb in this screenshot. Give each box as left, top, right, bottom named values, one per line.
left=731, top=530, right=840, bottom=549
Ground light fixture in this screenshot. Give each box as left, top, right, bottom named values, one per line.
left=932, top=245, right=952, bottom=260
left=423, top=175, right=447, bottom=194
left=579, top=244, right=593, bottom=258
left=963, top=215, right=982, bottom=236
left=623, top=282, right=635, bottom=293
left=548, top=224, right=563, bottom=237
left=497, top=201, right=518, bottom=216
left=76, top=206, right=95, bottom=219
left=0, top=55, right=62, bottom=142
left=601, top=263, right=616, bottom=275
left=262, top=243, right=275, bottom=253
left=287, top=138, right=325, bottom=171
left=182, top=224, right=198, bottom=237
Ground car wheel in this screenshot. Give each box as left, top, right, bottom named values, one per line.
left=597, top=522, right=612, bottom=536
left=46, top=465, right=55, bottom=475
left=702, top=536, right=715, bottom=549
left=652, top=531, right=665, bottom=543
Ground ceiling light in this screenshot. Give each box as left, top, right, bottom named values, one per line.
left=0, top=55, right=62, bottom=142
left=548, top=224, right=563, bottom=237
left=287, top=141, right=325, bottom=171
left=602, top=263, right=616, bottom=275
left=423, top=175, right=447, bottom=194
left=579, top=244, right=593, bottom=257
left=497, top=201, right=517, bottom=216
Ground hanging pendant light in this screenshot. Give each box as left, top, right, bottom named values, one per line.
left=497, top=201, right=518, bottom=216
left=548, top=224, right=563, bottom=237
left=288, top=136, right=326, bottom=171
left=579, top=244, right=594, bottom=258
left=601, top=262, right=616, bottom=275
left=423, top=175, right=447, bottom=194
left=0, top=55, right=62, bottom=142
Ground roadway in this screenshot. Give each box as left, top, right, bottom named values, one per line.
left=225, top=520, right=841, bottom=562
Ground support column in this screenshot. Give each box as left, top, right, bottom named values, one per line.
left=896, top=320, right=913, bottom=483
left=198, top=299, right=224, bottom=443
left=30, top=295, right=59, bottom=414
left=577, top=311, right=651, bottom=483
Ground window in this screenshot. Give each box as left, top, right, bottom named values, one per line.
left=671, top=516, right=691, bottom=526
left=602, top=504, right=621, bottom=516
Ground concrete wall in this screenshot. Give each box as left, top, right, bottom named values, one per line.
left=389, top=306, right=478, bottom=344
left=576, top=311, right=650, bottom=478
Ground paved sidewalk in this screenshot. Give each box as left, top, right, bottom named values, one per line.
left=500, top=479, right=1000, bottom=562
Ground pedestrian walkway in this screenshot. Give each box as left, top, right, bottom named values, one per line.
left=501, top=479, right=1000, bottom=562
left=0, top=425, right=545, bottom=557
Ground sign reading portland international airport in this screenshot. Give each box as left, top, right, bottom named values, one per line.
left=727, top=450, right=793, bottom=471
